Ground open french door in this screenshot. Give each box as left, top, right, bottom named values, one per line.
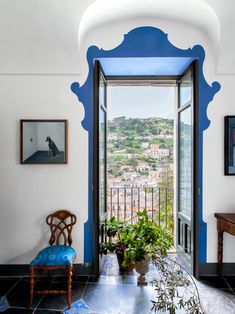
left=176, top=61, right=198, bottom=275
left=93, top=60, right=108, bottom=277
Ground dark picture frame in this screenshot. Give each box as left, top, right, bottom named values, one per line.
left=20, top=119, right=68, bottom=164
left=224, top=116, right=235, bottom=175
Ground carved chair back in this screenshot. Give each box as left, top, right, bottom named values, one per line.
left=46, top=210, right=77, bottom=246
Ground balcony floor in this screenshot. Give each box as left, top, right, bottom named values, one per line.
left=1, top=255, right=235, bottom=313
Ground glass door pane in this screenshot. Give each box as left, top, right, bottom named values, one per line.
left=177, top=64, right=195, bottom=273
left=179, top=73, right=192, bottom=107
left=179, top=106, right=192, bottom=220
left=99, top=108, right=106, bottom=216
left=93, top=61, right=107, bottom=277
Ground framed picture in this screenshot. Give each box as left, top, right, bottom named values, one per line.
left=224, top=116, right=235, bottom=175
left=20, top=119, right=68, bottom=164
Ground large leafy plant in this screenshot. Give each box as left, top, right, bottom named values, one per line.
left=100, top=209, right=173, bottom=268
left=122, top=209, right=173, bottom=266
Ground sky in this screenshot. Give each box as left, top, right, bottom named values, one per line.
left=107, top=86, right=175, bottom=120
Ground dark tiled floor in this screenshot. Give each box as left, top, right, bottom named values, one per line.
left=194, top=276, right=235, bottom=314
left=1, top=256, right=235, bottom=313
left=0, top=278, right=20, bottom=297
left=4, top=309, right=34, bottom=313
left=37, top=282, right=85, bottom=311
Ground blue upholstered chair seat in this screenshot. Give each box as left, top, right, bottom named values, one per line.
left=30, top=245, right=76, bottom=267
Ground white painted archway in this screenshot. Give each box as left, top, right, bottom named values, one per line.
left=77, top=0, right=220, bottom=80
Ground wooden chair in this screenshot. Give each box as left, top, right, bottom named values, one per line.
left=29, top=210, right=77, bottom=308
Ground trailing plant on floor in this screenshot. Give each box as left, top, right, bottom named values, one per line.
left=151, top=257, right=203, bottom=314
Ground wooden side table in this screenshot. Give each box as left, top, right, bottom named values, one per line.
left=214, top=213, right=235, bottom=274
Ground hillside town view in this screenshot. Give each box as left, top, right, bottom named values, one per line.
left=107, top=115, right=174, bottom=229
left=107, top=116, right=174, bottom=188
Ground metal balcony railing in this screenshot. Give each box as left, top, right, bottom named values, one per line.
left=107, top=187, right=174, bottom=234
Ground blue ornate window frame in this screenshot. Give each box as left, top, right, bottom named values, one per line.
left=71, top=26, right=220, bottom=265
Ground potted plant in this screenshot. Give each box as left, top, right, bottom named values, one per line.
left=100, top=209, right=173, bottom=277
left=123, top=209, right=173, bottom=284
left=100, top=216, right=135, bottom=271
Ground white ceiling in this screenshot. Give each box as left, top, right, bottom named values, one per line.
left=0, top=0, right=234, bottom=74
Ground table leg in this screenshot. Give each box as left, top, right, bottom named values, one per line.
left=217, top=229, right=224, bottom=275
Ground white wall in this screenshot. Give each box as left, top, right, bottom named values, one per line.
left=204, top=74, right=235, bottom=262
left=0, top=0, right=235, bottom=266
left=0, top=76, right=87, bottom=264
left=23, top=122, right=37, bottom=161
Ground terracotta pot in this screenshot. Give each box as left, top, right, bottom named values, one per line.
left=135, top=256, right=150, bottom=285
left=116, top=252, right=135, bottom=272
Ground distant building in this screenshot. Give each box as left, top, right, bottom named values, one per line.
left=149, top=170, right=161, bottom=180
left=123, top=170, right=138, bottom=181
left=136, top=163, right=150, bottom=172
left=120, top=165, right=132, bottom=172
left=150, top=144, right=160, bottom=151
left=108, top=134, right=118, bottom=140
left=141, top=142, right=149, bottom=149
left=144, top=148, right=170, bottom=158
left=108, top=177, right=123, bottom=187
